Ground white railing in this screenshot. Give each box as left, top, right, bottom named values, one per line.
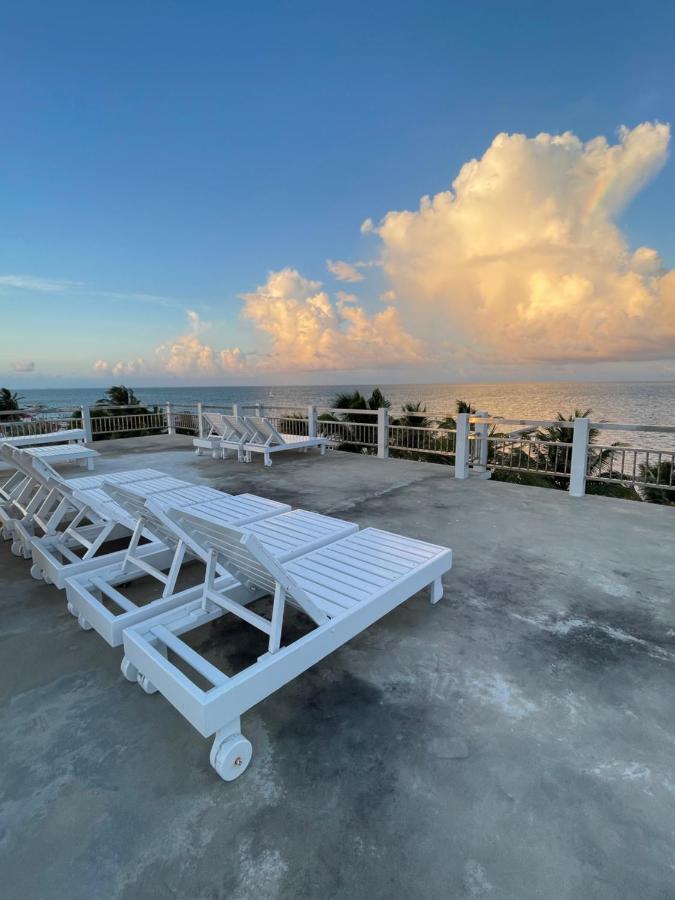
left=3, top=401, right=673, bottom=502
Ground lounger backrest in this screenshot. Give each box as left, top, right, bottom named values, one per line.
left=243, top=416, right=285, bottom=446
left=203, top=412, right=230, bottom=438
left=26, top=453, right=68, bottom=490
left=221, top=415, right=253, bottom=440
left=101, top=481, right=180, bottom=549
left=158, top=504, right=328, bottom=625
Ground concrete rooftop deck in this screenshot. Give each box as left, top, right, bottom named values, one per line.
left=2, top=435, right=674, bottom=899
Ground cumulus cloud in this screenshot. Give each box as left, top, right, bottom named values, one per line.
left=11, top=360, right=35, bottom=372
left=327, top=259, right=365, bottom=282
left=93, top=359, right=109, bottom=373
left=230, top=267, right=424, bottom=372
left=112, top=358, right=145, bottom=377
left=368, top=122, right=675, bottom=363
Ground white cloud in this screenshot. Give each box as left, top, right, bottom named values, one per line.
left=93, top=359, right=109, bottom=373
left=380, top=290, right=397, bottom=303
left=360, top=218, right=375, bottom=234
left=112, top=358, right=145, bottom=377
left=11, top=360, right=35, bottom=372
left=369, top=122, right=675, bottom=363
left=327, top=259, right=365, bottom=282
left=233, top=267, right=425, bottom=371
left=0, top=275, right=82, bottom=292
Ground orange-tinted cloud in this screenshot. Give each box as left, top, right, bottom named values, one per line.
left=369, top=122, right=675, bottom=363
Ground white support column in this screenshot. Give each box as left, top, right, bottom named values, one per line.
left=454, top=413, right=469, bottom=479
left=232, top=403, right=239, bottom=419
left=307, top=404, right=317, bottom=438
left=377, top=407, right=389, bottom=459
left=255, top=402, right=263, bottom=417
left=474, top=411, right=489, bottom=473
left=166, top=402, right=176, bottom=436
left=569, top=417, right=590, bottom=498
left=80, top=405, right=93, bottom=444
left=197, top=402, right=205, bottom=438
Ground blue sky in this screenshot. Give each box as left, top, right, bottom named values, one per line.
left=2, top=0, right=675, bottom=386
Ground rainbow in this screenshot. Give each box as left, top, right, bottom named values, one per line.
left=582, top=172, right=613, bottom=220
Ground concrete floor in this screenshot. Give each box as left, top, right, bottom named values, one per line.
left=1, top=435, right=674, bottom=900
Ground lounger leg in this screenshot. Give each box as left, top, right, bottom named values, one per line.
left=210, top=719, right=252, bottom=782
left=430, top=578, right=444, bottom=605
left=264, top=452, right=272, bottom=467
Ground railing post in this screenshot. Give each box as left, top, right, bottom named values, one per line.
left=307, top=404, right=317, bottom=438
left=569, top=417, right=590, bottom=497
left=255, top=402, right=262, bottom=417
left=232, top=403, right=239, bottom=419
left=474, top=411, right=489, bottom=472
left=166, top=402, right=176, bottom=436
left=377, top=407, right=389, bottom=459
left=80, top=405, right=93, bottom=444
left=197, top=402, right=205, bottom=438
left=454, top=413, right=469, bottom=479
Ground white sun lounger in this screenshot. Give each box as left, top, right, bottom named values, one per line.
left=122, top=507, right=452, bottom=781
left=242, top=416, right=328, bottom=466
left=193, top=413, right=254, bottom=461
left=1, top=427, right=86, bottom=447
left=30, top=472, right=190, bottom=590
left=0, top=444, right=164, bottom=543
left=193, top=413, right=239, bottom=458
left=66, top=484, right=291, bottom=646
left=0, top=443, right=99, bottom=472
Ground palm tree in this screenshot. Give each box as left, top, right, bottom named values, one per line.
left=529, top=409, right=624, bottom=489
left=318, top=388, right=391, bottom=452
left=97, top=385, right=140, bottom=407
left=393, top=401, right=431, bottom=429
left=0, top=387, right=23, bottom=412
left=436, top=398, right=476, bottom=431
left=639, top=460, right=674, bottom=505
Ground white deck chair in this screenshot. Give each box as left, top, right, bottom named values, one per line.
left=26, top=471, right=186, bottom=587
left=193, top=413, right=239, bottom=458
left=123, top=508, right=452, bottom=781
left=242, top=416, right=327, bottom=466
left=66, top=484, right=290, bottom=646
left=193, top=413, right=253, bottom=461
left=1, top=444, right=164, bottom=544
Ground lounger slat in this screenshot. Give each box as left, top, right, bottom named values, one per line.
left=290, top=553, right=391, bottom=590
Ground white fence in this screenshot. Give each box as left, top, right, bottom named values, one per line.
left=2, top=403, right=673, bottom=499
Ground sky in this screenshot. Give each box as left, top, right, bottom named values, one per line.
left=2, top=0, right=675, bottom=387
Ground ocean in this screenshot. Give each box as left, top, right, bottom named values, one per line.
left=12, top=381, right=675, bottom=449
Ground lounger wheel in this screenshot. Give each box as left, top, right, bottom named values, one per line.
left=210, top=733, right=252, bottom=782
left=30, top=564, right=44, bottom=581
left=10, top=541, right=24, bottom=557
left=1, top=526, right=11, bottom=540
left=67, top=601, right=77, bottom=616
left=138, top=673, right=157, bottom=694
left=120, top=656, right=138, bottom=683
left=77, top=614, right=93, bottom=631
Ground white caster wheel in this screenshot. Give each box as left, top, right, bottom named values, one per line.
left=11, top=541, right=22, bottom=556
left=138, top=674, right=157, bottom=694
left=67, top=601, right=77, bottom=616
left=210, top=733, right=252, bottom=781
left=78, top=614, right=93, bottom=631
left=30, top=564, right=44, bottom=581
left=1, top=527, right=10, bottom=541
left=120, top=657, right=138, bottom=683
